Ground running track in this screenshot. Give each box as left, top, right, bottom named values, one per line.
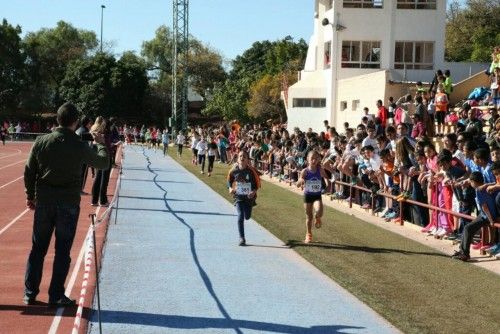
left=87, top=146, right=399, bottom=334
left=0, top=141, right=120, bottom=334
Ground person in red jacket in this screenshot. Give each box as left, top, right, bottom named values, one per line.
left=376, top=100, right=389, bottom=129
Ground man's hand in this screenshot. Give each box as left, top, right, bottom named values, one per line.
left=26, top=199, right=36, bottom=210
left=248, top=191, right=256, bottom=199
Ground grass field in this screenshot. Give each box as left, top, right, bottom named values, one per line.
left=171, top=152, right=500, bottom=334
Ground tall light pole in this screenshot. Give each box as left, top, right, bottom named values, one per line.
left=100, top=5, right=106, bottom=52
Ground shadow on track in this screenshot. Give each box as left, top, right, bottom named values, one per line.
left=139, top=149, right=243, bottom=334
left=97, top=310, right=364, bottom=334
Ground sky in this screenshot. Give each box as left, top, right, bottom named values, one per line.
left=1, top=0, right=314, bottom=61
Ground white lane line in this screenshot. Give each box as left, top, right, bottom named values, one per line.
left=0, top=159, right=25, bottom=170
left=0, top=176, right=23, bottom=190
left=0, top=149, right=23, bottom=159
left=50, top=164, right=121, bottom=332
left=0, top=209, right=30, bottom=236
left=47, top=206, right=101, bottom=334
left=48, top=161, right=121, bottom=333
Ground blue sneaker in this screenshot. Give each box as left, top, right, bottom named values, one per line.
left=385, top=211, right=398, bottom=219
left=381, top=209, right=392, bottom=218
left=487, top=243, right=500, bottom=255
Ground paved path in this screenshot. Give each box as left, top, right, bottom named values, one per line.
left=89, top=146, right=400, bottom=334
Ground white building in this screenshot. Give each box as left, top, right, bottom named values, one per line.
left=286, top=0, right=487, bottom=132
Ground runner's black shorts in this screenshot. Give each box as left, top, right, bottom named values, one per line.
left=304, top=194, right=322, bottom=204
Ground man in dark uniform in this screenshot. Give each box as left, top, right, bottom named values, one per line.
left=23, top=102, right=109, bottom=307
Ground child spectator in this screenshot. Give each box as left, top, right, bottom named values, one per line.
left=411, top=114, right=426, bottom=139
left=376, top=100, right=389, bottom=129
left=379, top=148, right=399, bottom=219
left=433, top=150, right=460, bottom=238
left=444, top=69, right=453, bottom=98
left=420, top=143, right=439, bottom=234
left=360, top=145, right=384, bottom=212
left=485, top=161, right=500, bottom=257
left=395, top=137, right=415, bottom=200
left=434, top=85, right=448, bottom=136
left=362, top=125, right=378, bottom=153
left=452, top=171, right=497, bottom=261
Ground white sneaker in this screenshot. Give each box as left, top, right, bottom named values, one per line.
left=428, top=227, right=438, bottom=235
left=435, top=228, right=447, bottom=238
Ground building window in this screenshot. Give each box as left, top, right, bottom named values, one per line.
left=293, top=98, right=326, bottom=108
left=324, top=41, right=331, bottom=69
left=340, top=101, right=348, bottom=111
left=352, top=100, right=360, bottom=111
left=341, top=41, right=381, bottom=68
left=397, top=0, right=436, bottom=9
left=344, top=0, right=383, bottom=8
left=394, top=41, right=434, bottom=70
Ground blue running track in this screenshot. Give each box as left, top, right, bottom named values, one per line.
left=88, top=146, right=400, bottom=334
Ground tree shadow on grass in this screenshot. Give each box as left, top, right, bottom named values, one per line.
left=286, top=240, right=449, bottom=258
left=90, top=310, right=366, bottom=334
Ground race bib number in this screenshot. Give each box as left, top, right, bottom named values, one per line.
left=236, top=182, right=252, bottom=195
left=305, top=180, right=322, bottom=193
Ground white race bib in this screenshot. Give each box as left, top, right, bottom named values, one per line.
left=305, top=180, right=322, bottom=193
left=236, top=182, right=252, bottom=195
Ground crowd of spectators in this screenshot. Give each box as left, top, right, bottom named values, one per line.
left=165, top=48, right=500, bottom=261
left=3, top=48, right=499, bottom=261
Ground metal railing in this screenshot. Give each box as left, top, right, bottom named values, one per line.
left=253, top=160, right=499, bottom=255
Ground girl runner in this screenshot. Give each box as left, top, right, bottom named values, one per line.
left=175, top=131, right=186, bottom=156
left=297, top=150, right=328, bottom=244
left=207, top=137, right=218, bottom=176
left=161, top=129, right=169, bottom=156
left=227, top=150, right=261, bottom=246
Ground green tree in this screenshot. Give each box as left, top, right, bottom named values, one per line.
left=0, top=19, right=25, bottom=115
left=231, top=40, right=273, bottom=81
left=141, top=25, right=227, bottom=124
left=142, top=25, right=226, bottom=96
left=60, top=53, right=116, bottom=118
left=247, top=74, right=285, bottom=122
left=203, top=78, right=251, bottom=122
left=446, top=0, right=500, bottom=62
left=204, top=37, right=307, bottom=123
left=23, top=21, right=98, bottom=112
left=111, top=52, right=149, bottom=119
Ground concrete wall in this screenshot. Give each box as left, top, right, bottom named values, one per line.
left=444, top=62, right=489, bottom=83
left=450, top=70, right=491, bottom=105
left=286, top=71, right=328, bottom=133
left=286, top=107, right=329, bottom=133
left=335, top=70, right=395, bottom=129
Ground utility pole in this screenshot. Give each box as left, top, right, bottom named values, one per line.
left=100, top=5, right=106, bottom=52
left=172, top=0, right=189, bottom=134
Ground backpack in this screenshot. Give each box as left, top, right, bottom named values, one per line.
left=467, top=87, right=490, bottom=101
